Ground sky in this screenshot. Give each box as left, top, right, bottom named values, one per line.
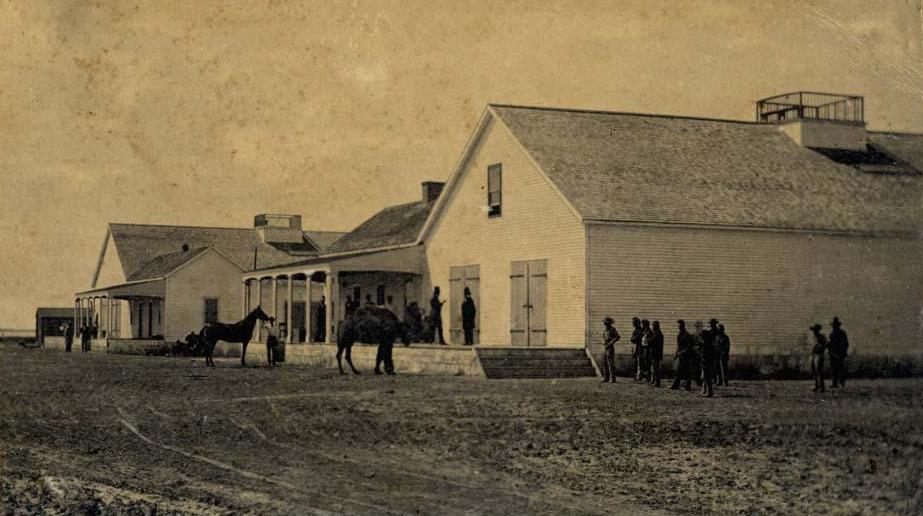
left=0, top=0, right=921, bottom=328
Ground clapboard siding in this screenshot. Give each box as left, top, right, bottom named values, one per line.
left=164, top=250, right=242, bottom=341
left=425, top=117, right=586, bottom=346
left=586, top=223, right=922, bottom=356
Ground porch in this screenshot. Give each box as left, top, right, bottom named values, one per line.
left=74, top=277, right=164, bottom=344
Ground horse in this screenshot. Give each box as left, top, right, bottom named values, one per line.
left=337, top=305, right=406, bottom=375
left=200, top=306, right=274, bottom=367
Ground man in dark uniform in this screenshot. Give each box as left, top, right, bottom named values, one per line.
left=695, top=321, right=715, bottom=397
left=828, top=317, right=849, bottom=388
left=64, top=322, right=74, bottom=353
left=80, top=325, right=91, bottom=352
left=716, top=324, right=731, bottom=386
left=640, top=319, right=653, bottom=382
left=430, top=287, right=446, bottom=345
left=461, top=287, right=477, bottom=345
left=630, top=317, right=643, bottom=381
left=810, top=323, right=827, bottom=392
left=649, top=320, right=664, bottom=387
left=601, top=317, right=620, bottom=383
left=344, top=295, right=356, bottom=316
left=315, top=295, right=326, bottom=342
left=671, top=320, right=694, bottom=391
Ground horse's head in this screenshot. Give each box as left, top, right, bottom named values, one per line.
left=251, top=305, right=274, bottom=323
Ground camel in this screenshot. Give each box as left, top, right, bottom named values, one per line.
left=337, top=306, right=406, bottom=375
left=200, top=306, right=274, bottom=367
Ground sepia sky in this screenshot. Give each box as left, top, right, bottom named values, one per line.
left=0, top=0, right=921, bottom=328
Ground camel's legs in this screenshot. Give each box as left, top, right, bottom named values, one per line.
left=345, top=346, right=360, bottom=375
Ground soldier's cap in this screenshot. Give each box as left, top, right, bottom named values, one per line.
left=632, top=317, right=640, bottom=322
left=463, top=286, right=471, bottom=295
left=677, top=319, right=685, bottom=325
left=709, top=318, right=719, bottom=326
left=693, top=320, right=704, bottom=328
left=832, top=317, right=842, bottom=327
left=810, top=323, right=822, bottom=331
left=603, top=317, right=614, bottom=325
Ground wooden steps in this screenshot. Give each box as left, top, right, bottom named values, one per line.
left=476, top=347, right=597, bottom=379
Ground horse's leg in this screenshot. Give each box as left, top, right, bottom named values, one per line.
left=336, top=343, right=345, bottom=375
left=241, top=340, right=248, bottom=367
left=346, top=344, right=360, bottom=375
left=374, top=343, right=384, bottom=375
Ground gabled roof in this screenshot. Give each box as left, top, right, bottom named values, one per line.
left=327, top=200, right=435, bottom=254
left=127, top=246, right=209, bottom=281
left=483, top=104, right=921, bottom=234
left=108, top=223, right=318, bottom=279
left=303, top=230, right=348, bottom=251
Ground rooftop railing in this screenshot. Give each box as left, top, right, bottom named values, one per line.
left=756, top=91, right=864, bottom=124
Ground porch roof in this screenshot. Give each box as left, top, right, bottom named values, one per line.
left=76, top=277, right=165, bottom=299
left=243, top=245, right=424, bottom=280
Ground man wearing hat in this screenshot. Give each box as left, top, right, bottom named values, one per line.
left=461, top=287, right=477, bottom=345
left=695, top=321, right=715, bottom=397
left=630, top=317, right=643, bottom=381
left=671, top=320, right=694, bottom=390
left=640, top=319, right=653, bottom=382
left=716, top=324, right=731, bottom=386
left=810, top=323, right=827, bottom=392
left=828, top=317, right=849, bottom=388
left=649, top=320, right=664, bottom=387
left=601, top=317, right=621, bottom=383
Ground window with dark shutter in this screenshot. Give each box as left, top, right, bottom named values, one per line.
left=487, top=163, right=502, bottom=217
left=376, top=285, right=386, bottom=306
left=204, top=298, right=219, bottom=324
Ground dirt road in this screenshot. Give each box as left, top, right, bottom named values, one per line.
left=1, top=346, right=920, bottom=514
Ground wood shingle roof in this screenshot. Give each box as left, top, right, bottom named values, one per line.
left=326, top=200, right=435, bottom=254
left=490, top=105, right=922, bottom=233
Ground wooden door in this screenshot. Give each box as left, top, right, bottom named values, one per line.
left=450, top=265, right=481, bottom=345
left=510, top=260, right=548, bottom=346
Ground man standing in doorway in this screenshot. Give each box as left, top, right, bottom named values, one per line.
left=430, top=287, right=446, bottom=345
left=461, top=287, right=477, bottom=346
left=828, top=317, right=849, bottom=388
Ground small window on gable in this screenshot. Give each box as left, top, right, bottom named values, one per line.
left=487, top=163, right=502, bottom=217
left=204, top=298, right=219, bottom=324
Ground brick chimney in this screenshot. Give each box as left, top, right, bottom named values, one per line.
left=254, top=214, right=303, bottom=243
left=422, top=181, right=444, bottom=203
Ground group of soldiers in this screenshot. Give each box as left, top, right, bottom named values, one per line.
left=61, top=321, right=93, bottom=353
left=809, top=317, right=850, bottom=392
left=601, top=317, right=731, bottom=397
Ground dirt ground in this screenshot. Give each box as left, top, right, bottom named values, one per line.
left=1, top=346, right=921, bottom=515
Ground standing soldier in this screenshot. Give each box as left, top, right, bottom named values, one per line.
left=630, top=317, right=643, bottom=381
left=461, top=287, right=477, bottom=346
left=63, top=322, right=74, bottom=353
left=694, top=321, right=715, bottom=397
left=671, top=320, right=694, bottom=391
left=649, top=320, right=664, bottom=387
left=810, top=323, right=827, bottom=392
left=640, top=319, right=653, bottom=382
left=600, top=317, right=620, bottom=383
left=716, top=324, right=731, bottom=386
left=80, top=325, right=91, bottom=352
left=315, top=295, right=327, bottom=343
left=828, top=317, right=849, bottom=388
left=430, top=287, right=446, bottom=345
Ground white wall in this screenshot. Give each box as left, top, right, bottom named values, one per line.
left=587, top=223, right=922, bottom=357
left=164, top=251, right=243, bottom=342
left=425, top=116, right=586, bottom=346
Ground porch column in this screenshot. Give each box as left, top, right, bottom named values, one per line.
left=271, top=276, right=278, bottom=341
left=324, top=271, right=338, bottom=344
left=74, top=299, right=79, bottom=335
left=242, top=280, right=248, bottom=318
left=105, top=296, right=111, bottom=338
left=304, top=273, right=312, bottom=343
left=256, top=278, right=263, bottom=342
left=286, top=275, right=293, bottom=344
